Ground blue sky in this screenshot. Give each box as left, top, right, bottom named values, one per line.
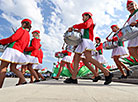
left=0, top=0, right=138, bottom=71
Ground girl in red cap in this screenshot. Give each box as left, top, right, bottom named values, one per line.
left=126, top=0, right=138, bottom=60
left=18, top=30, right=41, bottom=84
left=106, top=25, right=132, bottom=79
left=0, top=18, right=32, bottom=88
left=64, top=12, right=113, bottom=85
left=31, top=47, right=46, bottom=81
left=53, top=44, right=74, bottom=80
left=93, top=37, right=107, bottom=77
left=25, top=30, right=41, bottom=83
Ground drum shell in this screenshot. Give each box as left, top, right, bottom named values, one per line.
left=64, top=31, right=82, bottom=46
left=116, top=25, right=138, bottom=41
left=64, top=37, right=82, bottom=46
left=66, top=45, right=74, bottom=52
left=103, top=41, right=118, bottom=50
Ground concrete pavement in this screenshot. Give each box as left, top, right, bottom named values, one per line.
left=0, top=78, right=138, bottom=102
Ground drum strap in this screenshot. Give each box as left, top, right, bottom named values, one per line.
left=128, top=9, right=138, bottom=20
left=126, top=9, right=138, bottom=25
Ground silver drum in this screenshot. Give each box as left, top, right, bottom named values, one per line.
left=118, top=25, right=138, bottom=41
left=66, top=45, right=74, bottom=52
left=103, top=41, right=118, bottom=50
left=64, top=30, right=82, bottom=46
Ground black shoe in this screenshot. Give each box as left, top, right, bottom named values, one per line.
left=104, top=73, right=113, bottom=85
left=16, top=83, right=20, bottom=86
left=16, top=81, right=27, bottom=86
left=126, top=70, right=133, bottom=76
left=118, top=75, right=127, bottom=79
left=22, top=81, right=27, bottom=85
left=64, top=77, right=71, bottom=82
left=34, top=80, right=40, bottom=83
left=52, top=77, right=59, bottom=80
left=41, top=78, right=46, bottom=81
left=93, top=76, right=101, bottom=82
left=64, top=77, right=78, bottom=84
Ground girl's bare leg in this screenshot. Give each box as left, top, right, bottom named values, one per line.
left=66, top=63, right=73, bottom=75
left=17, top=65, right=27, bottom=85
left=27, top=64, right=39, bottom=81
left=82, top=58, right=98, bottom=77
left=54, top=61, right=65, bottom=78
left=72, top=53, right=81, bottom=79
left=0, top=61, right=9, bottom=88
left=10, top=63, right=26, bottom=84
left=113, top=56, right=126, bottom=76
left=84, top=51, right=109, bottom=76
left=35, top=70, right=45, bottom=80
left=128, top=47, right=138, bottom=59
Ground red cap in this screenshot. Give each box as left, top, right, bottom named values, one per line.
left=21, top=19, right=32, bottom=24
left=95, top=37, right=101, bottom=40
left=32, top=30, right=40, bottom=34
left=127, top=0, right=134, bottom=6
left=111, top=25, right=117, bottom=29
left=82, top=12, right=92, bottom=17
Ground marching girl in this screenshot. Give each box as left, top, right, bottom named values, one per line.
left=126, top=0, right=138, bottom=60
left=64, top=12, right=113, bottom=85
left=80, top=37, right=106, bottom=82
left=0, top=18, right=32, bottom=88
left=18, top=30, right=41, bottom=84
left=31, top=42, right=46, bottom=81
left=106, top=25, right=132, bottom=79
left=25, top=30, right=41, bottom=83
left=53, top=44, right=74, bottom=80
left=92, top=37, right=107, bottom=79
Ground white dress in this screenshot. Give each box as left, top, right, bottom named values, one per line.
left=127, top=11, right=138, bottom=48
left=0, top=47, right=28, bottom=65
left=32, top=64, right=43, bottom=70
left=25, top=55, right=39, bottom=64
left=111, top=46, right=128, bottom=58
left=75, top=38, right=96, bottom=54
left=62, top=53, right=74, bottom=63
left=94, top=43, right=107, bottom=64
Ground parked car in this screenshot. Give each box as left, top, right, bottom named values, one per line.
left=24, top=73, right=31, bottom=78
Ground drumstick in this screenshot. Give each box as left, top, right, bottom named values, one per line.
left=106, top=31, right=113, bottom=39
left=122, top=20, right=128, bottom=27
left=62, top=42, right=65, bottom=50
left=11, top=27, right=16, bottom=33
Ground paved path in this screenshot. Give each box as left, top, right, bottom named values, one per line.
left=3, top=78, right=29, bottom=88
left=0, top=78, right=138, bottom=102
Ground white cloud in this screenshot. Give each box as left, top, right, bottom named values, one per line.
left=51, top=0, right=126, bottom=27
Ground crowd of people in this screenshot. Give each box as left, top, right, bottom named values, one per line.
left=0, top=0, right=138, bottom=88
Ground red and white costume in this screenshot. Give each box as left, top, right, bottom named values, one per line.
left=73, top=12, right=96, bottom=54
left=94, top=37, right=106, bottom=64
left=33, top=48, right=43, bottom=70
left=107, top=25, right=128, bottom=58
left=127, top=0, right=138, bottom=48
left=0, top=19, right=31, bottom=64
left=25, top=30, right=41, bottom=64
left=61, top=50, right=73, bottom=63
